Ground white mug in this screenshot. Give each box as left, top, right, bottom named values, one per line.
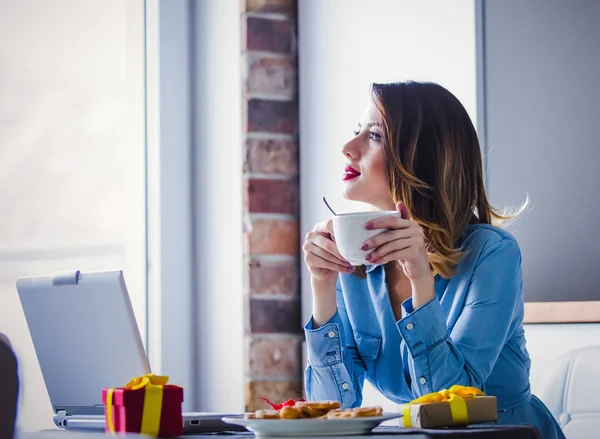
left=332, top=210, right=400, bottom=266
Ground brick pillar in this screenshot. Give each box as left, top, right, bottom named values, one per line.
left=241, top=0, right=303, bottom=411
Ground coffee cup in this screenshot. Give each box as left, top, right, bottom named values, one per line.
left=332, top=210, right=400, bottom=266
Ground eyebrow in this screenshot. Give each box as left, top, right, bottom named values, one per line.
left=357, top=122, right=383, bottom=129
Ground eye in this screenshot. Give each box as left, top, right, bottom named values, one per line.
left=369, top=131, right=382, bottom=141
left=353, top=129, right=360, bottom=136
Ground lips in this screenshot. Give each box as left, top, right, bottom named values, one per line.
left=343, top=165, right=361, bottom=181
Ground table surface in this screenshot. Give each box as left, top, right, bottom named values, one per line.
left=18, top=425, right=540, bottom=439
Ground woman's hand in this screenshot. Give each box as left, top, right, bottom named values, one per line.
left=303, top=220, right=354, bottom=285
left=362, top=201, right=432, bottom=282
left=362, top=202, right=435, bottom=308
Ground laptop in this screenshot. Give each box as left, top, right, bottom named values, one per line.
left=15, top=270, right=246, bottom=434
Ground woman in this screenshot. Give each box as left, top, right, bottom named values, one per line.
left=302, top=81, right=564, bottom=438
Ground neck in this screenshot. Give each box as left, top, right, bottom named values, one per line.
left=370, top=199, right=396, bottom=211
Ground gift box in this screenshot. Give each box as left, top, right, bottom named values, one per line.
left=402, top=386, right=497, bottom=428
left=102, top=374, right=183, bottom=437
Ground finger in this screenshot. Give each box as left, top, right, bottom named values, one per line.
left=369, top=250, right=409, bottom=266
left=305, top=240, right=351, bottom=267
left=365, top=237, right=413, bottom=263
left=396, top=201, right=410, bottom=220
left=311, top=234, right=349, bottom=264
left=306, top=252, right=354, bottom=273
left=371, top=237, right=425, bottom=265
left=365, top=214, right=410, bottom=231
left=361, top=228, right=413, bottom=251
left=314, top=219, right=334, bottom=236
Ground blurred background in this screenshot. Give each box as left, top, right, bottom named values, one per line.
left=1, top=0, right=599, bottom=433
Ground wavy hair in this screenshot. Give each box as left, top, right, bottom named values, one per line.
left=366, top=81, right=524, bottom=278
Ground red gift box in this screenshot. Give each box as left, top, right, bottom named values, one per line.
left=102, top=374, right=183, bottom=437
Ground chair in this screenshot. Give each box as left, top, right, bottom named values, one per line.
left=537, top=345, right=600, bottom=439
left=0, top=333, right=19, bottom=439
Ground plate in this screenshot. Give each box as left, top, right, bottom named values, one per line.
left=221, top=412, right=403, bottom=437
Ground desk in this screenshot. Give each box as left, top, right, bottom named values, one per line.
left=19, top=425, right=540, bottom=439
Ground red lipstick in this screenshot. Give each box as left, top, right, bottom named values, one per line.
left=343, top=165, right=361, bottom=181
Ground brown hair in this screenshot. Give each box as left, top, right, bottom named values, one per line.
left=360, top=81, right=524, bottom=279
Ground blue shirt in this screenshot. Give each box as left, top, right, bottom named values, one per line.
left=304, top=224, right=565, bottom=438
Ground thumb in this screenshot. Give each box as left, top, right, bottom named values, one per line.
left=396, top=201, right=410, bottom=220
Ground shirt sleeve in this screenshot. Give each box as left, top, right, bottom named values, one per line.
left=304, top=280, right=367, bottom=408
left=397, top=237, right=522, bottom=397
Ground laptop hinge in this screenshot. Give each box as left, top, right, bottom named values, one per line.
left=54, top=410, right=69, bottom=429
left=52, top=271, right=80, bottom=286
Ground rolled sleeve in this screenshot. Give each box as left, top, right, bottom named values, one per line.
left=304, top=312, right=346, bottom=366
left=304, top=311, right=359, bottom=407
left=397, top=296, right=448, bottom=358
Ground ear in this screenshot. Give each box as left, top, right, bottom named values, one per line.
left=396, top=201, right=410, bottom=220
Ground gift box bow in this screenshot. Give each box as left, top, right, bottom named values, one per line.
left=403, top=385, right=486, bottom=427
left=105, top=373, right=177, bottom=436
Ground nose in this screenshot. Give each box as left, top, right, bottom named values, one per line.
left=342, top=136, right=361, bottom=160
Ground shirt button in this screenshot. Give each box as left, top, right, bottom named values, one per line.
left=406, top=323, right=414, bottom=331
left=341, top=382, right=350, bottom=390
left=419, top=377, right=427, bottom=385
left=327, top=331, right=336, bottom=338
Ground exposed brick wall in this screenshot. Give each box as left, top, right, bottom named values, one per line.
left=241, top=0, right=303, bottom=411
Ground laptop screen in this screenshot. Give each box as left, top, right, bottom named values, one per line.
left=16, top=270, right=150, bottom=416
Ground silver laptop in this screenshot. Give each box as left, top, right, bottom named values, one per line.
left=15, top=270, right=246, bottom=434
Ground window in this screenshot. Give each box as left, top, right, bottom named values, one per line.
left=0, top=0, right=146, bottom=431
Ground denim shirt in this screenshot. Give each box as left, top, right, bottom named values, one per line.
left=304, top=224, right=565, bottom=438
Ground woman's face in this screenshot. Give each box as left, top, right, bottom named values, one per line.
left=341, top=100, right=395, bottom=210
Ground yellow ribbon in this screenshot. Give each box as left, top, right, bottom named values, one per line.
left=106, top=388, right=115, bottom=436
left=403, top=385, right=485, bottom=428
left=106, top=373, right=170, bottom=437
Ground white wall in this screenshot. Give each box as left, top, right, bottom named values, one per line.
left=298, top=0, right=477, bottom=409
left=298, top=0, right=599, bottom=409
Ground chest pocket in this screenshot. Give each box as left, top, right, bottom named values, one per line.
left=354, top=330, right=381, bottom=360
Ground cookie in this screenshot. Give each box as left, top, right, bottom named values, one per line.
left=324, top=409, right=353, bottom=419
left=350, top=406, right=383, bottom=418
left=295, top=400, right=341, bottom=411
left=279, top=406, right=304, bottom=419
left=299, top=406, right=332, bottom=418
left=325, top=406, right=383, bottom=419
left=254, top=409, right=280, bottom=419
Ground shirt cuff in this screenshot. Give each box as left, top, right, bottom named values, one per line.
left=304, top=312, right=346, bottom=367
left=397, top=296, right=448, bottom=358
